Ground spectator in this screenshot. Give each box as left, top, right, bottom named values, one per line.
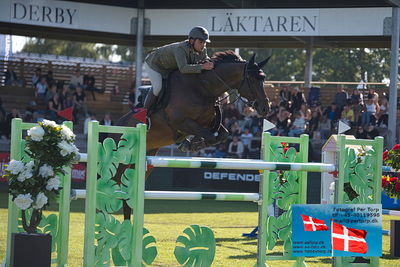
left=84, top=71, right=102, bottom=100
left=4, top=108, right=21, bottom=139
left=228, top=135, right=245, bottom=158
left=377, top=96, right=388, bottom=128
left=83, top=113, right=96, bottom=135
left=350, top=88, right=363, bottom=106
left=323, top=103, right=341, bottom=125
left=113, top=85, right=120, bottom=95
left=213, top=143, right=228, bottom=158
left=361, top=96, right=379, bottom=126
left=334, top=86, right=348, bottom=111
left=290, top=87, right=306, bottom=112
left=279, top=86, right=292, bottom=109
left=59, top=84, right=71, bottom=109
left=318, top=115, right=332, bottom=140
left=4, top=66, right=21, bottom=86
left=31, top=68, right=42, bottom=87
left=341, top=104, right=355, bottom=126
left=45, top=70, right=55, bottom=86
left=128, top=86, right=137, bottom=109
left=307, top=110, right=321, bottom=139
left=367, top=88, right=379, bottom=104
left=35, top=76, right=48, bottom=98
left=299, top=103, right=312, bottom=121
left=73, top=85, right=88, bottom=121
left=270, top=107, right=291, bottom=136
left=47, top=93, right=62, bottom=122
left=99, top=112, right=113, bottom=142
left=69, top=69, right=83, bottom=90
left=223, top=103, right=240, bottom=121
left=229, top=121, right=242, bottom=136
left=45, top=83, right=58, bottom=103
left=365, top=124, right=379, bottom=139
left=355, top=125, right=367, bottom=139
left=288, top=111, right=306, bottom=137
left=240, top=127, right=253, bottom=158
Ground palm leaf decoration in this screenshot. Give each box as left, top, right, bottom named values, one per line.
left=174, top=225, right=215, bottom=267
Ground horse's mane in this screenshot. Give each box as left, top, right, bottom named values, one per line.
left=211, top=50, right=245, bottom=63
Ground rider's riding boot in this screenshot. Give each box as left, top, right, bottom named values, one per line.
left=144, top=90, right=158, bottom=112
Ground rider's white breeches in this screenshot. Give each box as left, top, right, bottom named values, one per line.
left=144, top=62, right=162, bottom=96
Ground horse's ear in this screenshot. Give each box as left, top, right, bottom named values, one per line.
left=249, top=54, right=256, bottom=65
left=257, top=56, right=271, bottom=69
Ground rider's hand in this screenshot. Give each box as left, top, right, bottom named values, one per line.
left=201, top=62, right=214, bottom=70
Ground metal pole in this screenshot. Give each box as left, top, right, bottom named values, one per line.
left=388, top=7, right=399, bottom=148
left=135, top=2, right=145, bottom=93
left=304, top=37, right=314, bottom=88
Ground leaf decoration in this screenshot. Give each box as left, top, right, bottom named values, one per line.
left=95, top=213, right=121, bottom=252
left=116, top=132, right=137, bottom=165
left=265, top=216, right=278, bottom=250
left=142, top=227, right=158, bottom=266
left=174, top=225, right=215, bottom=267
left=120, top=168, right=137, bottom=208
left=276, top=209, right=292, bottom=241
left=276, top=180, right=299, bottom=210
left=39, top=214, right=58, bottom=252
left=96, top=178, right=123, bottom=213
left=98, top=138, right=118, bottom=180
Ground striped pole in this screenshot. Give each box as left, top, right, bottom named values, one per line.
left=71, top=189, right=259, bottom=202
left=383, top=209, right=400, bottom=217
left=147, top=156, right=336, bottom=172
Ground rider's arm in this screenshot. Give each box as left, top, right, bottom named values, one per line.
left=174, top=48, right=203, bottom=74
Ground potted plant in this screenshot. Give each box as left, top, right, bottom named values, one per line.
left=5, top=120, right=78, bottom=267
left=382, top=144, right=400, bottom=199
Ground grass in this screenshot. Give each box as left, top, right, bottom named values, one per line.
left=0, top=198, right=400, bottom=266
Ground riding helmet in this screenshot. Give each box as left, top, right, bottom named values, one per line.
left=188, top=26, right=211, bottom=43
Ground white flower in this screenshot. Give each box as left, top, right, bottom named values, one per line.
left=27, top=126, right=45, bottom=141
left=25, top=161, right=34, bottom=171
left=6, top=160, right=24, bottom=175
left=46, top=177, right=61, bottom=191
left=33, top=192, right=48, bottom=209
left=16, top=170, right=32, bottom=182
left=58, top=141, right=75, bottom=157
left=42, top=119, right=58, bottom=128
left=39, top=164, right=54, bottom=178
left=61, top=125, right=75, bottom=140
left=14, top=194, right=33, bottom=210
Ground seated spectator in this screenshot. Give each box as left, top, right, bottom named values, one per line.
left=290, top=87, right=306, bottom=112
left=307, top=110, right=321, bottom=139
left=341, top=104, right=355, bottom=126
left=4, top=108, right=21, bottom=139
left=367, top=88, right=379, bottom=104
left=47, top=93, right=62, bottom=122
left=318, top=115, right=332, bottom=140
left=299, top=103, right=311, bottom=121
left=350, top=88, right=364, bottom=106
left=73, top=85, right=88, bottom=121
left=223, top=103, right=240, bottom=121
left=377, top=96, right=388, bottom=128
left=365, top=124, right=379, bottom=139
left=240, top=127, right=253, bottom=158
left=361, top=96, right=379, bottom=126
left=31, top=67, right=42, bottom=87
left=35, top=76, right=48, bottom=98
left=59, top=84, right=71, bottom=109
left=355, top=125, right=367, bottom=139
left=69, top=69, right=83, bottom=90
left=84, top=113, right=97, bottom=135
left=213, top=143, right=228, bottom=158
left=99, top=112, right=113, bottom=142
left=45, top=83, right=58, bottom=103
left=323, top=103, right=341, bottom=125
left=288, top=111, right=306, bottom=137
left=249, top=114, right=264, bottom=136
left=229, top=121, right=242, bottom=136
left=334, top=86, right=348, bottom=112
left=228, top=136, right=244, bottom=158
left=83, top=72, right=103, bottom=100
left=45, top=70, right=55, bottom=86
left=270, top=107, right=291, bottom=136
left=279, top=86, right=292, bottom=109
left=4, top=66, right=23, bottom=86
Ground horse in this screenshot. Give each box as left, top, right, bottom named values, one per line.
left=118, top=50, right=271, bottom=157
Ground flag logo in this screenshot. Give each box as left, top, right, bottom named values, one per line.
left=332, top=222, right=368, bottom=254
left=300, top=214, right=329, bottom=231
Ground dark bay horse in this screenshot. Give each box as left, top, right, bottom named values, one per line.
left=119, top=51, right=271, bottom=156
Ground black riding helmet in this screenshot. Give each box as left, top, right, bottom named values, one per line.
left=188, top=26, right=211, bottom=43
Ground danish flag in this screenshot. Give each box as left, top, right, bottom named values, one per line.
left=300, top=214, right=329, bottom=231
left=332, top=222, right=368, bottom=254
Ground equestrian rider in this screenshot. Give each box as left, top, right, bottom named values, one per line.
left=143, top=26, right=214, bottom=111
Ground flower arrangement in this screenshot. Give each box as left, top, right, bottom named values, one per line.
left=5, top=120, right=78, bottom=233
left=382, top=144, right=400, bottom=199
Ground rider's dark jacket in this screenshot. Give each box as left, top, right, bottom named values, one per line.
left=145, top=40, right=209, bottom=78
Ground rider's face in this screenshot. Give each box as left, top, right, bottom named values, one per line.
left=193, top=39, right=206, bottom=52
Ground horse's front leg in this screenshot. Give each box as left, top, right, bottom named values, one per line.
left=176, top=119, right=218, bottom=147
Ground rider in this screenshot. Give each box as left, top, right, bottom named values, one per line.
left=143, top=26, right=214, bottom=111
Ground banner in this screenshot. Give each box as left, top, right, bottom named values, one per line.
left=292, top=204, right=382, bottom=257
left=172, top=168, right=260, bottom=192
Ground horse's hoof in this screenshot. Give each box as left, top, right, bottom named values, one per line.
left=190, top=141, right=207, bottom=152
left=178, top=142, right=190, bottom=152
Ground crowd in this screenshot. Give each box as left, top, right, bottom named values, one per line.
left=197, top=86, right=388, bottom=159
left=0, top=67, right=108, bottom=139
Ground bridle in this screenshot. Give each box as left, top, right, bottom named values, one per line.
left=213, top=62, right=259, bottom=108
